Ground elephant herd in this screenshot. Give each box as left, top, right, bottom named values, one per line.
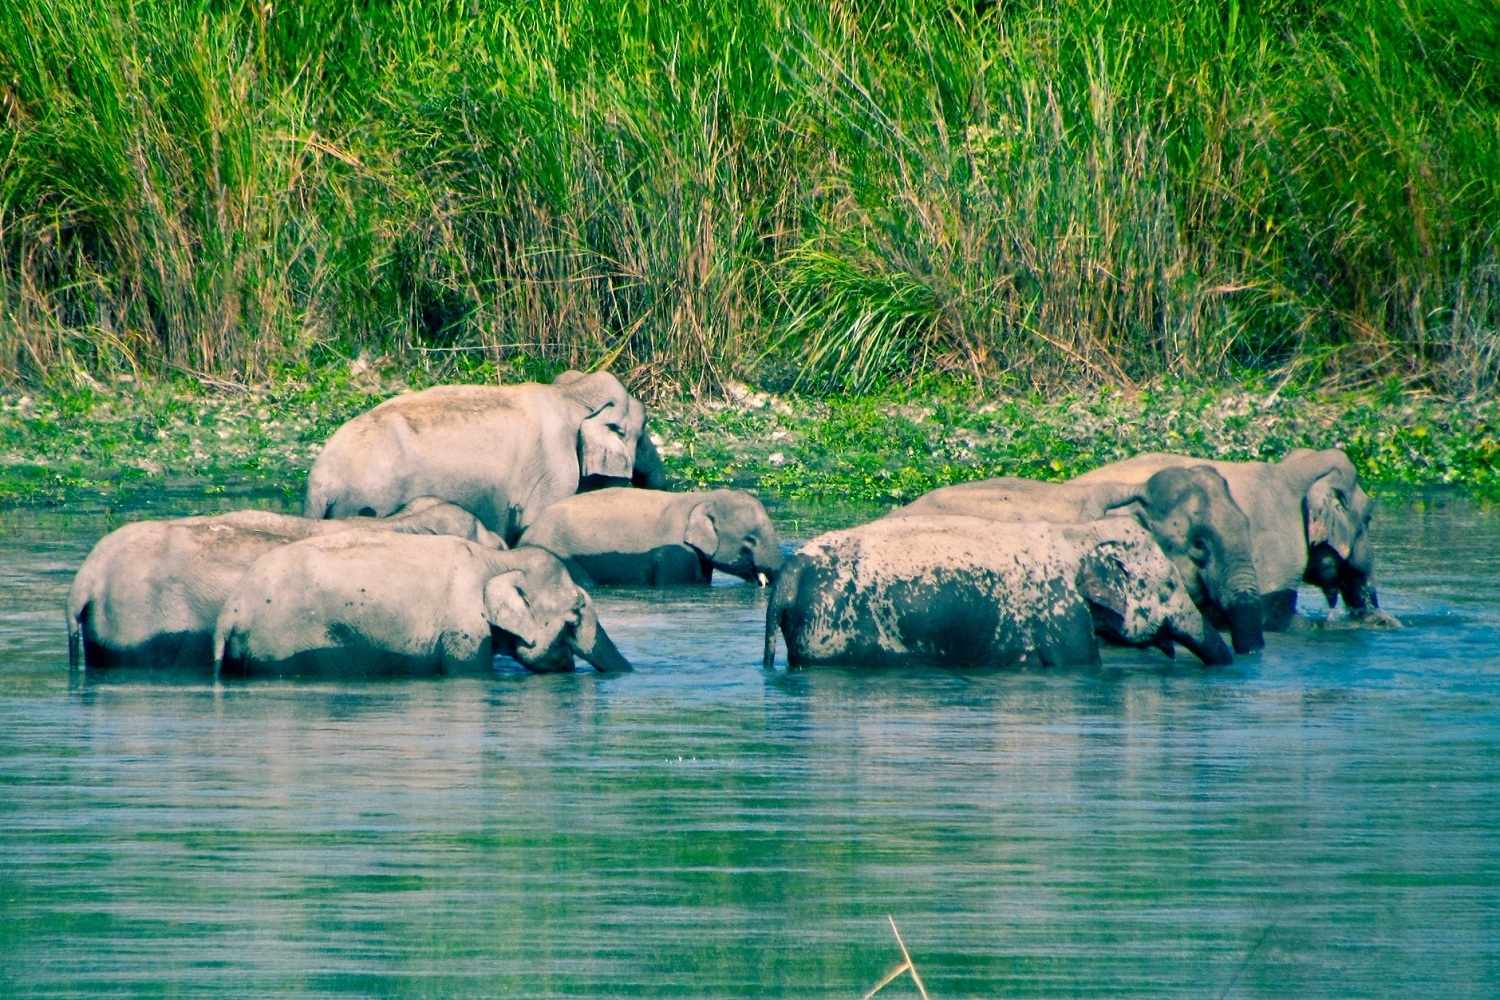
left=66, top=371, right=1391, bottom=682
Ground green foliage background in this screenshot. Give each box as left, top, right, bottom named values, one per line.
left=2, top=0, right=1497, bottom=394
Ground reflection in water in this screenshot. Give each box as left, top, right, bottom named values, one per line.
left=1, top=487, right=1498, bottom=996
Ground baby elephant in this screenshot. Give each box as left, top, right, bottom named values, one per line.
left=67, top=498, right=504, bottom=672
left=764, top=515, right=1233, bottom=671
left=517, top=488, right=783, bottom=587
left=214, top=533, right=630, bottom=680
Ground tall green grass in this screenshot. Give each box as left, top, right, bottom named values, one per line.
left=2, top=0, right=1496, bottom=394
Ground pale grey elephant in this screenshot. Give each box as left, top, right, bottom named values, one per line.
left=67, top=498, right=504, bottom=673
left=764, top=515, right=1233, bottom=671
left=517, top=488, right=783, bottom=587
left=214, top=534, right=630, bottom=680
left=304, top=370, right=669, bottom=544
left=1074, top=448, right=1388, bottom=629
left=889, top=465, right=1264, bottom=653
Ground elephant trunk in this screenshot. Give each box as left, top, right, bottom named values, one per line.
left=1221, top=558, right=1265, bottom=654
left=571, top=604, right=632, bottom=673
left=632, top=432, right=671, bottom=490
left=1170, top=618, right=1234, bottom=667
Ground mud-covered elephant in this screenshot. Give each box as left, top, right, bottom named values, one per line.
left=763, top=515, right=1233, bottom=671
left=1074, top=448, right=1386, bottom=629
left=67, top=498, right=503, bottom=673
left=304, top=370, right=669, bottom=544
left=214, top=534, right=630, bottom=680
left=889, top=465, right=1264, bottom=653
left=517, top=488, right=783, bottom=587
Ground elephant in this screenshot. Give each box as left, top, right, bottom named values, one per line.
left=303, top=370, right=670, bottom=544
left=516, top=488, right=784, bottom=587
left=889, top=465, right=1265, bottom=653
left=1074, top=448, right=1388, bottom=629
left=214, top=534, right=630, bottom=680
left=66, top=498, right=504, bottom=673
left=763, top=515, right=1233, bottom=671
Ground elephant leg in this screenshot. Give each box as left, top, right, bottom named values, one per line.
left=1339, top=565, right=1401, bottom=627
left=1262, top=590, right=1299, bottom=631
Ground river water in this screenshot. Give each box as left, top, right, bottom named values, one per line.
left=1, top=487, right=1497, bottom=997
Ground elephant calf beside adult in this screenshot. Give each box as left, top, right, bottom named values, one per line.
left=517, top=488, right=783, bottom=587
left=764, top=515, right=1233, bottom=671
left=1073, top=448, right=1389, bottom=630
left=67, top=498, right=503, bottom=673
left=890, top=466, right=1265, bottom=653
left=304, top=371, right=669, bottom=544
left=215, top=534, right=630, bottom=680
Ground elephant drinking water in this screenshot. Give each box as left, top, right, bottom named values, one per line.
left=764, top=515, right=1233, bottom=671
left=214, top=534, right=630, bottom=680
left=889, top=466, right=1265, bottom=653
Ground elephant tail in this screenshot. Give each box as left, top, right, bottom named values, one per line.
left=65, top=569, right=96, bottom=673
left=762, top=556, right=803, bottom=670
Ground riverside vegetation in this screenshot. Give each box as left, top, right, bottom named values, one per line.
left=1, top=1, right=1497, bottom=505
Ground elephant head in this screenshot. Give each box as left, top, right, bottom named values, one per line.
left=684, top=490, right=784, bottom=585
left=552, top=370, right=669, bottom=489
left=1280, top=448, right=1382, bottom=616
left=482, top=549, right=631, bottom=673
left=1076, top=531, right=1234, bottom=666
left=1110, top=466, right=1264, bottom=654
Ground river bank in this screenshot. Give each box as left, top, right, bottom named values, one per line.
left=2, top=363, right=1496, bottom=511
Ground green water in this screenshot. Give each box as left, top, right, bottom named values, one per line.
left=2, top=487, right=1497, bottom=997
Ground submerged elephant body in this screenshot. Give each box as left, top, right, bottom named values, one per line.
left=518, top=488, right=783, bottom=587
left=215, top=533, right=629, bottom=680
left=765, top=516, right=1232, bottom=671
left=1074, top=449, right=1384, bottom=629
left=304, top=371, right=668, bottom=544
left=66, top=499, right=503, bottom=672
left=891, top=466, right=1265, bottom=652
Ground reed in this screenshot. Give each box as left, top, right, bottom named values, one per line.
left=2, top=0, right=1496, bottom=395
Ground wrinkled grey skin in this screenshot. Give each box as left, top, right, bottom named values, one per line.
left=764, top=515, right=1232, bottom=671
left=214, top=534, right=629, bottom=681
left=518, top=488, right=784, bottom=587
left=1075, top=448, right=1392, bottom=629
left=66, top=498, right=505, bottom=673
left=304, top=370, right=670, bottom=544
left=890, top=466, right=1265, bottom=653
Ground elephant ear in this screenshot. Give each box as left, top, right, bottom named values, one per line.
left=684, top=503, right=719, bottom=555
left=482, top=571, right=539, bottom=647
left=577, top=406, right=635, bottom=480
left=1077, top=540, right=1133, bottom=608
left=1077, top=537, right=1160, bottom=645
left=562, top=372, right=636, bottom=480
left=1305, top=474, right=1357, bottom=559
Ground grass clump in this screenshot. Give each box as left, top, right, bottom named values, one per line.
left=0, top=0, right=1496, bottom=395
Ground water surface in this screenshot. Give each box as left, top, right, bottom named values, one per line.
left=2, top=487, right=1497, bottom=997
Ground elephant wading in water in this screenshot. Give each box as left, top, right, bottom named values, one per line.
left=517, top=488, right=783, bottom=587
left=889, top=465, right=1265, bottom=653
left=66, top=498, right=504, bottom=672
left=1074, top=448, right=1390, bottom=629
left=764, top=515, right=1233, bottom=671
left=214, top=535, right=630, bottom=680
left=304, top=370, right=669, bottom=544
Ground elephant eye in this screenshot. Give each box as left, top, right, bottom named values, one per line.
left=608, top=423, right=627, bottom=438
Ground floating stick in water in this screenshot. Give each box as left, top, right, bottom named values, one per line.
left=862, top=915, right=930, bottom=1000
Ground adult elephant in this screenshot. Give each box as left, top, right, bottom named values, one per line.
left=1074, top=448, right=1386, bottom=629
left=517, top=488, right=783, bottom=587
left=764, top=515, right=1232, bottom=671
left=67, top=498, right=504, bottom=673
left=304, top=371, right=669, bottom=544
left=889, top=466, right=1264, bottom=653
left=214, top=534, right=630, bottom=680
